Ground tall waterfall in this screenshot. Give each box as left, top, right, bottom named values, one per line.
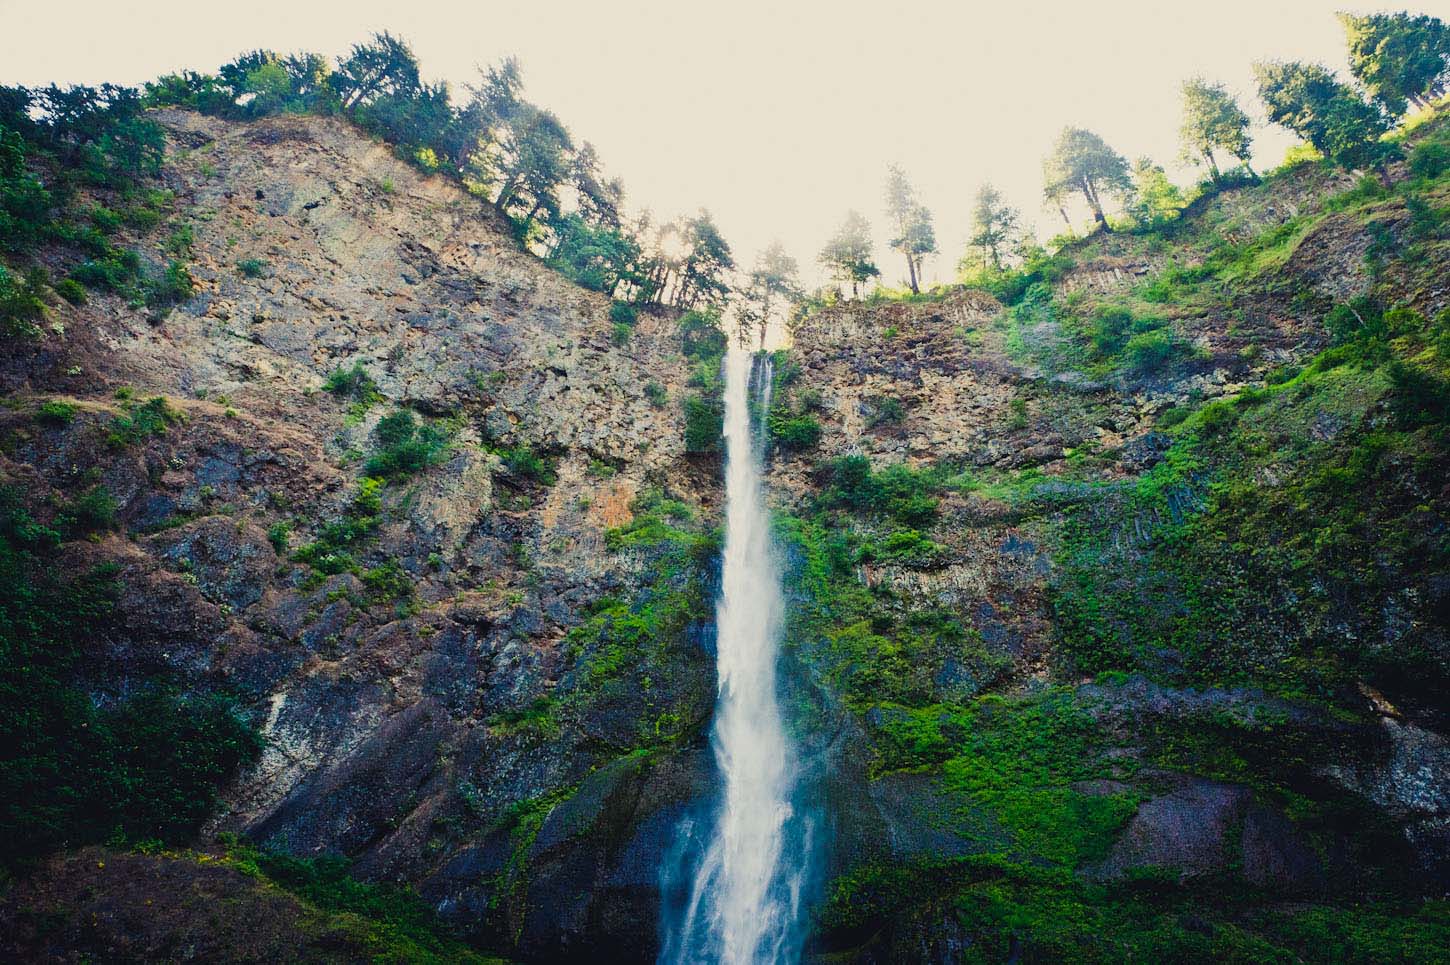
left=662, top=346, right=806, bottom=964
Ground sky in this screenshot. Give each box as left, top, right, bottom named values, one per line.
left=4, top=0, right=1447, bottom=291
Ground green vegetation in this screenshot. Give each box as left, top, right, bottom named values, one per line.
left=364, top=409, right=448, bottom=479
left=1050, top=301, right=1450, bottom=708
left=292, top=477, right=383, bottom=578
left=236, top=256, right=267, bottom=278
left=488, top=489, right=716, bottom=750
left=141, top=37, right=733, bottom=312
left=680, top=309, right=726, bottom=453
left=0, top=487, right=261, bottom=869
left=106, top=395, right=183, bottom=447
left=36, top=399, right=77, bottom=425
left=212, top=837, right=493, bottom=963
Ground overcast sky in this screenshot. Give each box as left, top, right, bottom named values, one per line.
left=4, top=0, right=1444, bottom=290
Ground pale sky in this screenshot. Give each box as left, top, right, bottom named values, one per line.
left=5, top=0, right=1448, bottom=290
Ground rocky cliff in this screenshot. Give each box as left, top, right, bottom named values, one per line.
left=3, top=105, right=1450, bottom=963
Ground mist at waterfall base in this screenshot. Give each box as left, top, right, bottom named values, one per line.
left=658, top=348, right=818, bottom=964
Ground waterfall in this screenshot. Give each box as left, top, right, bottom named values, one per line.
left=661, top=346, right=806, bottom=964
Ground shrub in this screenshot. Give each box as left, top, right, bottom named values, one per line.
left=36, top=400, right=77, bottom=425
left=498, top=445, right=558, bottom=486
left=683, top=394, right=723, bottom=453
left=362, top=558, right=413, bottom=601
left=364, top=410, right=447, bottom=479
left=237, top=257, right=267, bottom=278
left=1325, top=297, right=1387, bottom=343
left=164, top=224, right=194, bottom=256
left=1123, top=330, right=1182, bottom=373
left=70, top=248, right=142, bottom=293
left=611, top=321, right=631, bottom=345
left=322, top=362, right=382, bottom=404
left=0, top=264, right=47, bottom=338
left=768, top=411, right=822, bottom=451
left=56, top=484, right=118, bottom=535
left=1409, top=131, right=1450, bottom=181
left=54, top=278, right=86, bottom=305
left=644, top=382, right=668, bottom=407
left=679, top=310, right=727, bottom=362
left=857, top=528, right=945, bottom=567
left=867, top=396, right=905, bottom=427
left=609, top=300, right=637, bottom=326
left=107, top=396, right=182, bottom=446
left=820, top=455, right=941, bottom=525
left=4, top=489, right=255, bottom=868
left=145, top=259, right=193, bottom=307
left=267, top=520, right=291, bottom=553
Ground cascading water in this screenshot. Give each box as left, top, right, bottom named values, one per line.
left=661, top=346, right=807, bottom=965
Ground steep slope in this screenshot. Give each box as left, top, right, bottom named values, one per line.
left=759, top=122, right=1450, bottom=960
left=5, top=102, right=1450, bottom=964
left=2, top=108, right=720, bottom=959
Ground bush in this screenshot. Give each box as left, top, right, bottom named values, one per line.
left=1325, top=297, right=1387, bottom=343
left=609, top=300, right=637, bottom=326
left=498, top=445, right=558, bottom=486
left=0, top=264, right=46, bottom=338
left=164, top=224, right=194, bottom=256
left=0, top=487, right=261, bottom=867
left=683, top=394, right=723, bottom=453
left=1123, top=330, right=1182, bottom=373
left=679, top=310, right=727, bottom=362
left=364, top=410, right=447, bottom=479
left=56, top=484, right=117, bottom=535
left=644, top=382, right=668, bottom=407
left=69, top=248, right=142, bottom=293
left=322, top=362, right=382, bottom=404
left=1409, top=131, right=1450, bottom=181
left=867, top=396, right=905, bottom=427
left=237, top=257, right=267, bottom=278
left=54, top=278, right=86, bottom=305
left=820, top=455, right=941, bottom=525
left=36, top=400, right=77, bottom=425
left=768, top=411, right=822, bottom=451
left=611, top=321, right=631, bottom=345
left=857, top=528, right=945, bottom=567
left=145, top=259, right=193, bottom=307
left=107, top=396, right=182, bottom=447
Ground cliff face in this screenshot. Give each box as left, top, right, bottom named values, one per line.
left=2, top=109, right=719, bottom=958
left=4, top=105, right=1450, bottom=963
left=761, top=132, right=1450, bottom=960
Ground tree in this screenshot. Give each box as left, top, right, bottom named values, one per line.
left=1254, top=61, right=1395, bottom=172
left=1126, top=157, right=1186, bottom=227
left=1339, top=12, right=1450, bottom=116
left=456, top=58, right=524, bottom=189
left=819, top=210, right=879, bottom=298
left=672, top=210, right=734, bottom=310
left=1042, top=127, right=1132, bottom=232
left=493, top=104, right=575, bottom=235
left=742, top=241, right=802, bottom=348
left=547, top=214, right=643, bottom=297
left=965, top=183, right=1021, bottom=272
left=884, top=165, right=936, bottom=293
left=330, top=32, right=422, bottom=111
left=571, top=141, right=624, bottom=230
left=1179, top=78, right=1254, bottom=181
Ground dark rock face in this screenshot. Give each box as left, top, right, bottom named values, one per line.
left=1086, top=775, right=1323, bottom=891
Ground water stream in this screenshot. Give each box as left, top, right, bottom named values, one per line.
left=662, top=346, right=806, bottom=964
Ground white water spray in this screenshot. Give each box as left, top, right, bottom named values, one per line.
left=664, top=347, right=805, bottom=964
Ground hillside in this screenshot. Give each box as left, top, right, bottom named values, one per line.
left=2, top=98, right=1450, bottom=964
